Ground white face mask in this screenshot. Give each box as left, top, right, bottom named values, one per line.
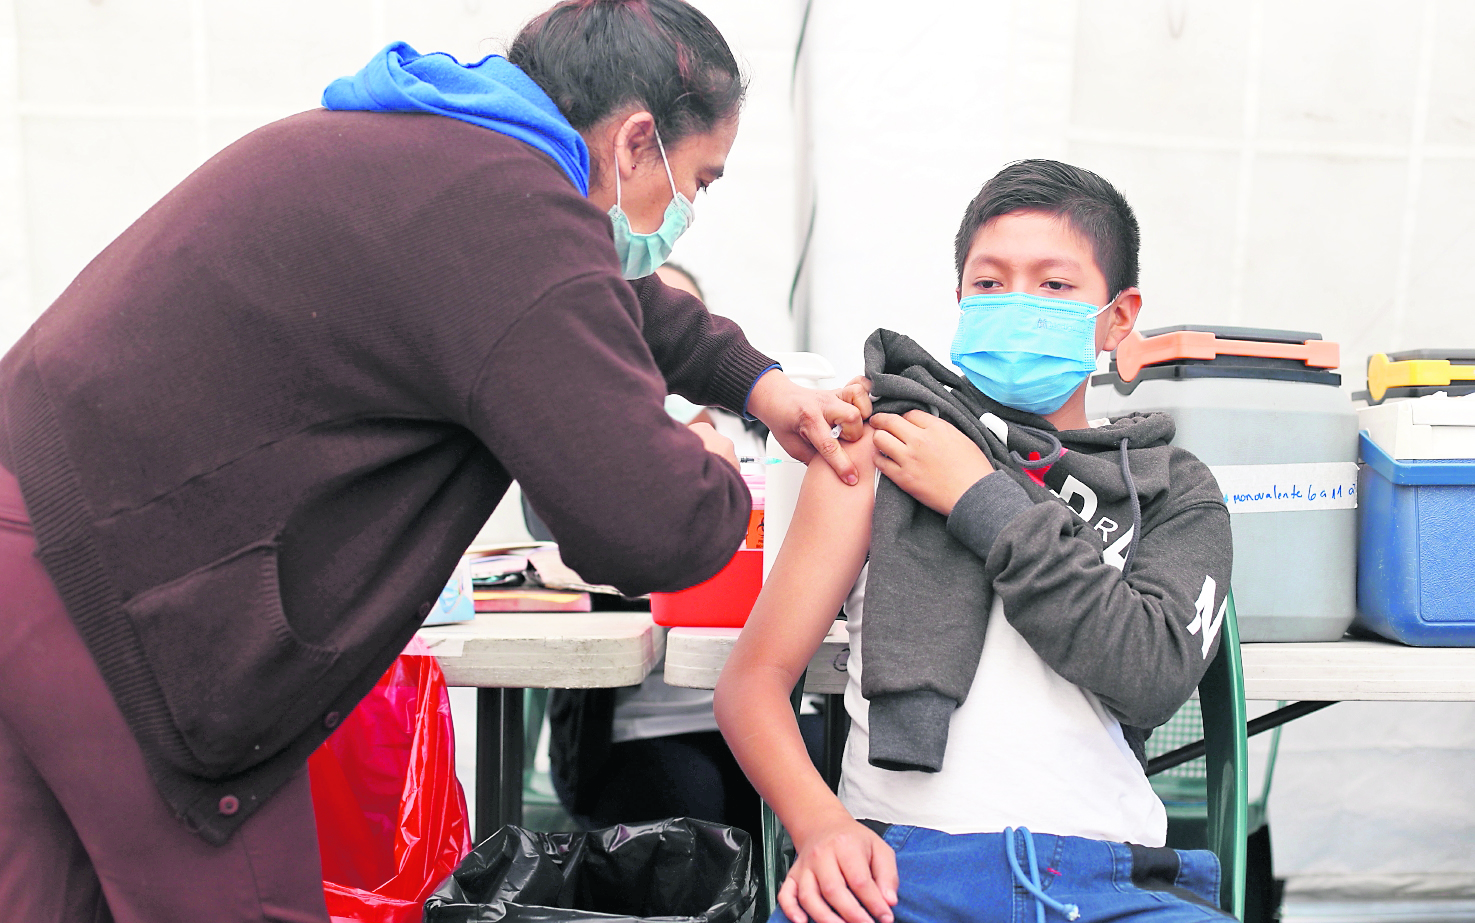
left=607, top=128, right=694, bottom=279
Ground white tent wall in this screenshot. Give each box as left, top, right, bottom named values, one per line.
left=3, top=0, right=1475, bottom=906
left=798, top=0, right=1077, bottom=373
left=0, top=0, right=798, bottom=356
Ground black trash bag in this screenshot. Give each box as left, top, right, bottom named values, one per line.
left=424, top=818, right=757, bottom=923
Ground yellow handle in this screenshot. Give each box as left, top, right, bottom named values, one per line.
left=1367, top=353, right=1475, bottom=403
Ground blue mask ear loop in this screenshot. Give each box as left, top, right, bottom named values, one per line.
left=1004, top=827, right=1081, bottom=923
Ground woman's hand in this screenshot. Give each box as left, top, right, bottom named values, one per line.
left=688, top=421, right=738, bottom=471
left=839, top=376, right=873, bottom=419
left=745, top=370, right=867, bottom=485
left=780, top=815, right=899, bottom=923
left=870, top=410, right=994, bottom=516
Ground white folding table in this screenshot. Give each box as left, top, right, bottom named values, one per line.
left=665, top=624, right=1475, bottom=702
left=664, top=624, right=1475, bottom=774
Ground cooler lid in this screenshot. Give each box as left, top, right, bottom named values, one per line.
left=1112, top=325, right=1340, bottom=383
left=1359, top=431, right=1475, bottom=486
left=1138, top=324, right=1325, bottom=344
left=1366, top=351, right=1475, bottom=404
left=1385, top=348, right=1475, bottom=362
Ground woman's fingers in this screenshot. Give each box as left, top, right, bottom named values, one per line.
left=840, top=376, right=873, bottom=419
left=803, top=420, right=858, bottom=485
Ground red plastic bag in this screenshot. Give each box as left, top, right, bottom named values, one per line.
left=308, top=651, right=472, bottom=923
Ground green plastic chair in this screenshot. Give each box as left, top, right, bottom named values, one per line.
left=1150, top=704, right=1280, bottom=842
left=1197, top=591, right=1250, bottom=919
left=758, top=591, right=1249, bottom=921
left=1148, top=691, right=1281, bottom=874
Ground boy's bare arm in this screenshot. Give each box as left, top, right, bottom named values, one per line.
left=714, top=432, right=896, bottom=923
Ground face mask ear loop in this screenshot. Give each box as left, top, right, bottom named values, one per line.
left=1091, top=295, right=1118, bottom=320
left=612, top=141, right=624, bottom=210
left=654, top=127, right=679, bottom=199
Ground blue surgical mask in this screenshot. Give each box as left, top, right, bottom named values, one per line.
left=608, top=129, right=694, bottom=279
left=949, top=292, right=1112, bottom=415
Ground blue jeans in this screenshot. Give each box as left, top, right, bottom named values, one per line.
left=769, top=824, right=1229, bottom=923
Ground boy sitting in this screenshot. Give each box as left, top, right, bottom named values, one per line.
left=714, top=160, right=1233, bottom=923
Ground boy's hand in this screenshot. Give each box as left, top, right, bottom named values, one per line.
left=870, top=410, right=993, bottom=516
left=782, top=817, right=899, bottom=923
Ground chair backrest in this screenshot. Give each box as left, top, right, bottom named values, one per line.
left=1199, top=590, right=1249, bottom=919
left=758, top=593, right=1250, bottom=921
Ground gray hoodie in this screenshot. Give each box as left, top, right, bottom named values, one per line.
left=861, top=329, right=1233, bottom=773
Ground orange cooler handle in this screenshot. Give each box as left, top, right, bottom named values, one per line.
left=1114, top=330, right=1340, bottom=382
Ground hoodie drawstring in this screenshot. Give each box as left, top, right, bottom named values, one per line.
left=1118, top=437, right=1141, bottom=577
left=1004, top=827, right=1080, bottom=923
left=1009, top=428, right=1064, bottom=470
left=998, top=422, right=1142, bottom=577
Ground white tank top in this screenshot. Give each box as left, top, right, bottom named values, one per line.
left=837, top=563, right=1168, bottom=846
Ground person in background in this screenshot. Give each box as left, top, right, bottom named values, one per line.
left=543, top=260, right=818, bottom=844
left=656, top=263, right=772, bottom=452
left=0, top=2, right=863, bottom=921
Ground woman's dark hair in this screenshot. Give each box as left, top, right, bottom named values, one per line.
left=953, top=159, right=1141, bottom=298
left=509, top=0, right=746, bottom=150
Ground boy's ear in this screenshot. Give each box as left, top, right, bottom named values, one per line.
left=955, top=286, right=962, bottom=304
left=1100, top=288, right=1143, bottom=354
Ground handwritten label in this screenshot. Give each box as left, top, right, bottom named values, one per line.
left=1209, top=462, right=1359, bottom=513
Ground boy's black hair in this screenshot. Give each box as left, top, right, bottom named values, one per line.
left=953, top=159, right=1140, bottom=298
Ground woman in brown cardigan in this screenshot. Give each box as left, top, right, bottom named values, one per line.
left=0, top=2, right=862, bottom=920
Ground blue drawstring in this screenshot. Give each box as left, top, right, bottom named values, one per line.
left=1004, top=827, right=1081, bottom=923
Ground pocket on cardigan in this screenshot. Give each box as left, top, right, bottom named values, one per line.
left=123, top=538, right=341, bottom=777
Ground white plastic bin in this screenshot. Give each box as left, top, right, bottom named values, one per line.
left=1088, top=326, right=1359, bottom=642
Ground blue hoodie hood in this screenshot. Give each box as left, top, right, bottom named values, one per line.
left=323, top=42, right=590, bottom=195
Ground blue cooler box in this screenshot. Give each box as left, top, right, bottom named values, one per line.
left=1356, top=432, right=1475, bottom=645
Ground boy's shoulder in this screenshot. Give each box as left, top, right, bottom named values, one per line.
left=1162, top=442, right=1228, bottom=508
